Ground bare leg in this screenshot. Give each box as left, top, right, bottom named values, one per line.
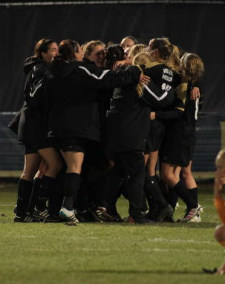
left=21, top=153, right=41, bottom=181
left=38, top=147, right=62, bottom=177
left=181, top=161, right=197, bottom=189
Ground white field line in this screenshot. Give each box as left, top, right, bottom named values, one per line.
left=62, top=247, right=214, bottom=253
left=147, top=238, right=212, bottom=244
left=11, top=247, right=214, bottom=254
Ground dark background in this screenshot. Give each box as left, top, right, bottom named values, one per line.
left=0, top=1, right=224, bottom=171
left=0, top=1, right=225, bottom=114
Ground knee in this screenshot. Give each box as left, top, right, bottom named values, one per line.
left=21, top=169, right=36, bottom=181
left=214, top=225, right=225, bottom=246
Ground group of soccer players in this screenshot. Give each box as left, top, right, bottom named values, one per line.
left=10, top=35, right=205, bottom=225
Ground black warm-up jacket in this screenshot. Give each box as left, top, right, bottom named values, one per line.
left=17, top=57, right=51, bottom=146
left=47, top=58, right=141, bottom=142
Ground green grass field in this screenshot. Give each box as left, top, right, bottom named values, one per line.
left=0, top=183, right=224, bottom=284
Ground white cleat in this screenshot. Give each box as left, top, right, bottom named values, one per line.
left=59, top=207, right=79, bottom=223
left=188, top=213, right=201, bottom=223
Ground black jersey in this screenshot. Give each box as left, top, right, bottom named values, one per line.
left=140, top=63, right=181, bottom=111
left=162, top=81, right=200, bottom=145
left=159, top=81, right=200, bottom=166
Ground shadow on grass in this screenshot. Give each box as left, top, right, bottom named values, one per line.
left=73, top=269, right=206, bottom=275
left=90, top=221, right=218, bottom=229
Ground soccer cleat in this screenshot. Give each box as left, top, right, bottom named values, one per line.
left=198, top=204, right=204, bottom=213
left=14, top=213, right=38, bottom=223
left=127, top=216, right=136, bottom=224
left=32, top=208, right=50, bottom=222
left=156, top=205, right=174, bottom=222
left=23, top=214, right=38, bottom=223
left=188, top=213, right=201, bottom=223
left=177, top=207, right=198, bottom=222
left=93, top=207, right=122, bottom=222
left=126, top=215, right=153, bottom=224
left=59, top=207, right=79, bottom=223
left=14, top=216, right=24, bottom=223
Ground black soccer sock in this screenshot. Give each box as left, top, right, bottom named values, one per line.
left=16, top=179, right=33, bottom=218
left=37, top=175, right=56, bottom=212
left=48, top=169, right=65, bottom=216
left=27, top=178, right=41, bottom=214
left=172, top=180, right=197, bottom=209
left=166, top=188, right=178, bottom=210
left=63, top=173, right=81, bottom=211
left=188, top=187, right=198, bottom=205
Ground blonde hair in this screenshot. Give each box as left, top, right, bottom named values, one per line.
left=167, top=44, right=181, bottom=73
left=128, top=44, right=147, bottom=60
left=83, top=40, right=105, bottom=58
left=216, top=149, right=225, bottom=166
left=132, top=52, right=151, bottom=67
left=132, top=52, right=152, bottom=97
left=181, top=53, right=204, bottom=83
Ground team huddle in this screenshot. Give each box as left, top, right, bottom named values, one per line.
left=10, top=35, right=205, bottom=225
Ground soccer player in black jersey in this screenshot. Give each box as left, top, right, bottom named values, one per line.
left=13, top=39, right=62, bottom=222
left=159, top=52, right=204, bottom=222
left=139, top=39, right=181, bottom=221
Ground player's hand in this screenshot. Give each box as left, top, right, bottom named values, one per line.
left=139, top=74, right=150, bottom=85
left=150, top=112, right=156, bottom=120
left=190, top=87, right=200, bottom=100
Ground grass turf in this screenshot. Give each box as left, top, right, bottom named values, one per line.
left=0, top=183, right=224, bottom=284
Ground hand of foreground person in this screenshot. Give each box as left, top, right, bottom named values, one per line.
left=190, top=87, right=200, bottom=100
left=139, top=74, right=150, bottom=85
left=150, top=112, right=156, bottom=120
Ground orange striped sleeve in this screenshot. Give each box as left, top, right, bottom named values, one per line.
left=214, top=197, right=225, bottom=224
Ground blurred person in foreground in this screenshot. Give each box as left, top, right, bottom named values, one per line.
left=213, top=149, right=225, bottom=275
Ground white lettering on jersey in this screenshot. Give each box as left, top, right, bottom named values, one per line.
left=162, top=68, right=173, bottom=82
left=162, top=83, right=172, bottom=91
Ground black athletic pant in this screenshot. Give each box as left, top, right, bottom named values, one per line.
left=104, top=151, right=146, bottom=222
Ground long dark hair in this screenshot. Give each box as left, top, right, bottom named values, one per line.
left=149, top=38, right=172, bottom=61
left=105, top=44, right=124, bottom=69
left=34, top=38, right=55, bottom=59
left=58, top=39, right=80, bottom=60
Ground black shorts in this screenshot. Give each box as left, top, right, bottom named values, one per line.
left=146, top=120, right=165, bottom=153
left=54, top=137, right=91, bottom=153
left=160, top=140, right=196, bottom=167
left=24, top=140, right=52, bottom=154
